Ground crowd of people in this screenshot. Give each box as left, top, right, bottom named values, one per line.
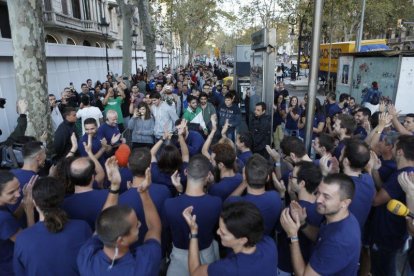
left=1, top=62, right=414, bottom=276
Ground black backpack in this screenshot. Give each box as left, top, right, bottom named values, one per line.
left=0, top=143, right=24, bottom=169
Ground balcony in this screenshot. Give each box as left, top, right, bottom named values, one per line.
left=43, top=11, right=117, bottom=38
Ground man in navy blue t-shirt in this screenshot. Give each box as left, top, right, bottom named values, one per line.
left=370, top=135, right=414, bottom=276
left=227, top=154, right=282, bottom=236
left=235, top=132, right=253, bottom=167
left=281, top=173, right=361, bottom=276
left=119, top=148, right=171, bottom=246
left=77, top=156, right=162, bottom=275
left=208, top=143, right=243, bottom=201
left=277, top=161, right=323, bottom=274
left=62, top=156, right=108, bottom=230
left=182, top=201, right=278, bottom=276
left=77, top=118, right=108, bottom=165
left=164, top=154, right=222, bottom=276
left=332, top=114, right=356, bottom=160
left=340, top=139, right=376, bottom=230
left=10, top=141, right=46, bottom=212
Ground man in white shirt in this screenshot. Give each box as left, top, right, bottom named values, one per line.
left=76, top=95, right=103, bottom=135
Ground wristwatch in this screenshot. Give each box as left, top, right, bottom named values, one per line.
left=189, top=233, right=198, bottom=239
left=289, top=236, right=299, bottom=244
left=109, top=188, right=120, bottom=194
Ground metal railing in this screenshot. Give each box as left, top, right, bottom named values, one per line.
left=43, top=11, right=102, bottom=33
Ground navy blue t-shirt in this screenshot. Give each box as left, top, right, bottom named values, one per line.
left=62, top=189, right=109, bottom=231
left=278, top=200, right=323, bottom=273
left=310, top=213, right=361, bottom=276
left=208, top=173, right=243, bottom=201
left=97, top=123, right=120, bottom=145
left=226, top=191, right=282, bottom=236
left=285, top=107, right=302, bottom=130
left=238, top=151, right=253, bottom=166
left=185, top=131, right=205, bottom=157
left=273, top=103, right=286, bottom=130
left=119, top=184, right=171, bottom=245
left=208, top=236, right=278, bottom=276
left=78, top=134, right=106, bottom=165
left=354, top=125, right=368, bottom=140
left=326, top=102, right=342, bottom=118
left=333, top=140, right=346, bottom=160
left=378, top=158, right=397, bottom=183
left=77, top=236, right=161, bottom=276
left=371, top=167, right=414, bottom=250
left=299, top=112, right=326, bottom=140
left=163, top=194, right=222, bottom=250
left=9, top=169, right=36, bottom=212
left=14, top=220, right=91, bottom=276
left=349, top=173, right=376, bottom=232
left=151, top=162, right=188, bottom=195
left=0, top=207, right=19, bottom=275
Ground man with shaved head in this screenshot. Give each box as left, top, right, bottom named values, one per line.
left=61, top=156, right=108, bottom=231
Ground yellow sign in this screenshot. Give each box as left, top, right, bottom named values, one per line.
left=319, top=39, right=387, bottom=73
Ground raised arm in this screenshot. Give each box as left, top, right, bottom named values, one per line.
left=182, top=206, right=209, bottom=275
left=177, top=121, right=190, bottom=162
left=139, top=168, right=162, bottom=243
left=83, top=135, right=105, bottom=188
left=389, top=104, right=412, bottom=135
left=202, top=114, right=217, bottom=159
left=101, top=157, right=121, bottom=210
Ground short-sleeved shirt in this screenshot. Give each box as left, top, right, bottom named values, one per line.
left=278, top=200, right=323, bottom=273
left=273, top=103, right=286, bottom=129
left=309, top=213, right=361, bottom=275
left=354, top=125, right=368, bottom=140
left=151, top=162, right=188, bottom=195
left=97, top=123, right=120, bottom=146
left=0, top=207, right=19, bottom=275
left=104, top=97, right=124, bottom=124
left=119, top=185, right=171, bottom=246
left=9, top=169, right=36, bottom=212
left=326, top=102, right=342, bottom=118
left=285, top=107, right=302, bottom=130
left=78, top=134, right=106, bottom=165
left=62, top=190, right=109, bottom=231
left=77, top=236, right=161, bottom=276
left=226, top=191, right=282, bottom=236
left=76, top=106, right=103, bottom=135
left=14, top=220, right=91, bottom=276
left=371, top=167, right=414, bottom=250
left=208, top=236, right=278, bottom=276
left=208, top=174, right=243, bottom=201
left=349, top=174, right=376, bottom=232
left=378, top=158, right=397, bottom=183
left=163, top=194, right=222, bottom=250
left=238, top=151, right=253, bottom=166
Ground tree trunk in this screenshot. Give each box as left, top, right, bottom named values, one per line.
left=7, top=0, right=50, bottom=139
left=136, top=0, right=156, bottom=73
left=118, top=0, right=134, bottom=76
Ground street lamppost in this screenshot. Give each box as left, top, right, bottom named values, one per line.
left=132, top=30, right=138, bottom=75
left=159, top=40, right=164, bottom=70
left=289, top=28, right=296, bottom=56
left=99, top=18, right=110, bottom=76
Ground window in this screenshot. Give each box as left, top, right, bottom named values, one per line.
left=45, top=34, right=59, bottom=43
left=83, top=40, right=92, bottom=46
left=67, top=37, right=76, bottom=45
left=62, top=0, right=68, bottom=15
left=72, top=0, right=81, bottom=19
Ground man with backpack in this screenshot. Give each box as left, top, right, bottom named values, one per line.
left=361, top=81, right=381, bottom=106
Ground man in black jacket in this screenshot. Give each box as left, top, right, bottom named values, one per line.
left=250, top=102, right=271, bottom=159
left=53, top=107, right=77, bottom=161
